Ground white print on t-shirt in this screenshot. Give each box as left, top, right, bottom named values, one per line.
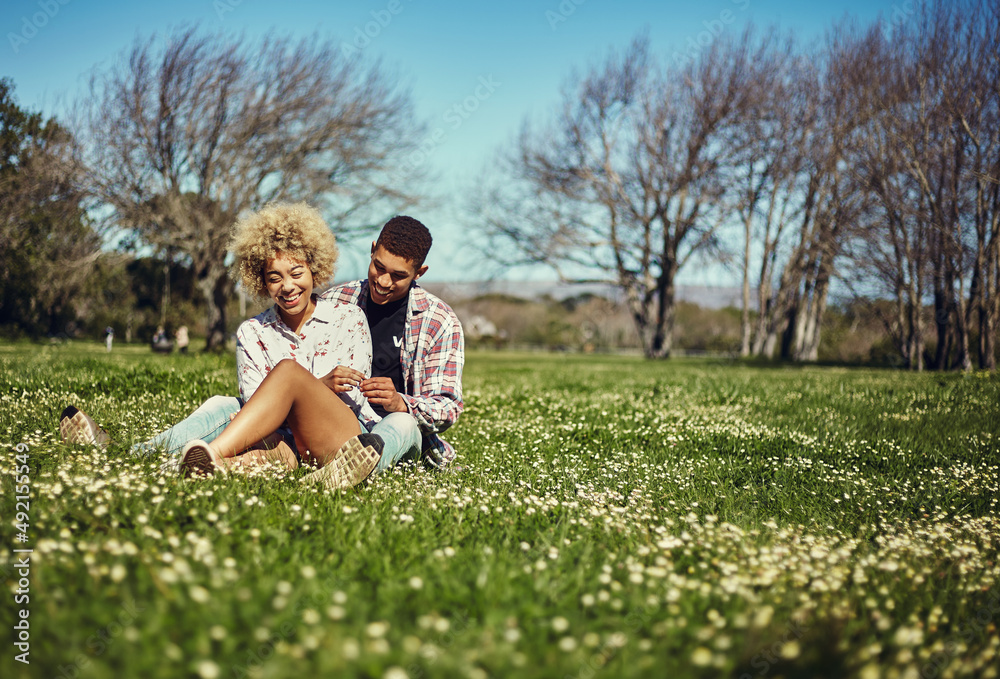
left=394, top=336, right=403, bottom=347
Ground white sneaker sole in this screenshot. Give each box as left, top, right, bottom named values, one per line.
left=179, top=440, right=225, bottom=478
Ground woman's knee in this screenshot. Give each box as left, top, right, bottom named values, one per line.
left=386, top=412, right=419, bottom=434
left=274, top=358, right=298, bottom=371
left=192, top=394, right=238, bottom=414
left=272, top=358, right=308, bottom=379
left=205, top=394, right=238, bottom=408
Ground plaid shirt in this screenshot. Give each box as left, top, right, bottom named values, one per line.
left=321, top=280, right=465, bottom=466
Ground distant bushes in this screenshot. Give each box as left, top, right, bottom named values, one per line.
left=454, top=293, right=911, bottom=366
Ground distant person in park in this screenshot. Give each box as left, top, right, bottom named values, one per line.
left=61, top=211, right=465, bottom=483
left=175, top=325, right=189, bottom=353
left=105, top=326, right=114, bottom=353
left=151, top=325, right=172, bottom=353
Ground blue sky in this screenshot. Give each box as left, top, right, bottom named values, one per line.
left=2, top=0, right=907, bottom=283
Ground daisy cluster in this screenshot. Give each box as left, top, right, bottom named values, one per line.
left=0, top=348, right=998, bottom=679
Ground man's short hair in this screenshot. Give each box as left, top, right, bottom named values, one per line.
left=375, top=216, right=432, bottom=268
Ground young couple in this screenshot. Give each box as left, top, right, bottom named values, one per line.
left=60, top=203, right=465, bottom=489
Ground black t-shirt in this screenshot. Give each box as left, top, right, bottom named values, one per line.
left=364, top=291, right=408, bottom=418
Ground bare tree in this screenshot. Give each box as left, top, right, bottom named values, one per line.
left=951, top=0, right=1000, bottom=370
left=777, top=24, right=874, bottom=362
left=477, top=32, right=759, bottom=358
left=849, top=20, right=937, bottom=370
left=852, top=0, right=999, bottom=371
left=851, top=68, right=929, bottom=368
left=723, top=33, right=812, bottom=358
left=726, top=23, right=869, bottom=363
left=77, top=27, right=424, bottom=350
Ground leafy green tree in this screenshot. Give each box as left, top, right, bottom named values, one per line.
left=0, top=78, right=100, bottom=338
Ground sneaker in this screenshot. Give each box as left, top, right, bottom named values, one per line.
left=59, top=406, right=111, bottom=449
left=300, top=433, right=383, bottom=491
left=179, top=440, right=226, bottom=478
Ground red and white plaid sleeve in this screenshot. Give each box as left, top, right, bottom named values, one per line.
left=402, top=290, right=465, bottom=465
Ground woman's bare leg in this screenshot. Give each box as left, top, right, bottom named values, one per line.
left=209, top=360, right=361, bottom=466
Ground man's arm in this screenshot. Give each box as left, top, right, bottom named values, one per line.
left=399, top=309, right=465, bottom=435
left=358, top=311, right=464, bottom=435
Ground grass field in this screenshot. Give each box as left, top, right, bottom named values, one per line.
left=1, top=342, right=998, bottom=679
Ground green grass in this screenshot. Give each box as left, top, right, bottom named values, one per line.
left=1, top=343, right=998, bottom=679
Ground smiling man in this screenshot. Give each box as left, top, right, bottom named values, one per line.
left=320, top=216, right=465, bottom=470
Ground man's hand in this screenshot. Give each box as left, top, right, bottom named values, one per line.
left=320, top=366, right=365, bottom=393
left=359, top=377, right=408, bottom=412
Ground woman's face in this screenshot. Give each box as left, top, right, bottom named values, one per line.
left=265, top=253, right=315, bottom=323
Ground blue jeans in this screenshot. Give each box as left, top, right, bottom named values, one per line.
left=135, top=395, right=422, bottom=472
left=370, top=412, right=422, bottom=474
left=130, top=395, right=242, bottom=459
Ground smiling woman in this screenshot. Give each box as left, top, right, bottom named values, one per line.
left=175, top=202, right=386, bottom=488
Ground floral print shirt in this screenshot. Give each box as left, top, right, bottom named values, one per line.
left=235, top=296, right=380, bottom=429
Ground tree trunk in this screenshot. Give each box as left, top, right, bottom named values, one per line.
left=953, top=278, right=972, bottom=371
left=779, top=291, right=798, bottom=361
left=796, top=259, right=831, bottom=362
left=740, top=214, right=752, bottom=357
left=751, top=278, right=773, bottom=356
left=981, top=305, right=997, bottom=371
left=621, top=276, right=653, bottom=357
left=649, top=255, right=676, bottom=359
left=910, top=275, right=925, bottom=371
left=931, top=275, right=951, bottom=370
left=656, top=280, right=676, bottom=359
left=973, top=187, right=999, bottom=370
left=983, top=236, right=1000, bottom=370
left=199, top=266, right=232, bottom=352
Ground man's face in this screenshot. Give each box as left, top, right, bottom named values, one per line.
left=367, top=244, right=427, bottom=305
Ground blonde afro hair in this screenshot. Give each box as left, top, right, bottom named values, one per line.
left=229, top=202, right=338, bottom=298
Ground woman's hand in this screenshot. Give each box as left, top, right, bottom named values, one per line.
left=320, top=365, right=365, bottom=393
